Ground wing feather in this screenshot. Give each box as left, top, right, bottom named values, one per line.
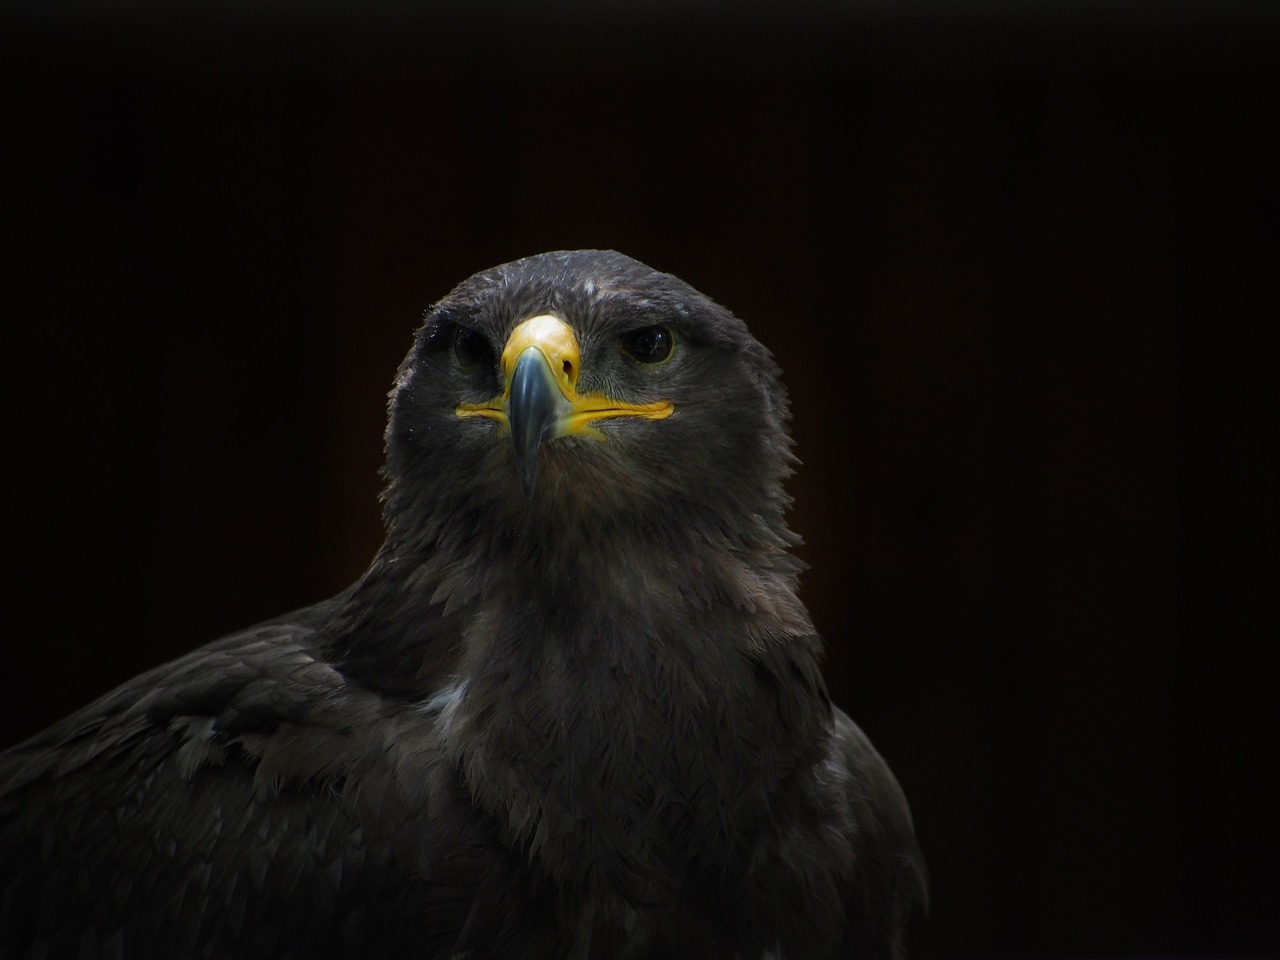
left=0, top=614, right=454, bottom=959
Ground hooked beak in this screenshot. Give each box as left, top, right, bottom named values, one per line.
left=455, top=314, right=674, bottom=495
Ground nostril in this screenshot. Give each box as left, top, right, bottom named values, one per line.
left=563, top=360, right=573, bottom=377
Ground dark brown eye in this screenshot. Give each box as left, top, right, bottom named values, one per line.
left=452, top=326, right=490, bottom=371
left=619, top=325, right=674, bottom=364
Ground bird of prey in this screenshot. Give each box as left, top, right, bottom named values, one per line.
left=1, top=251, right=925, bottom=959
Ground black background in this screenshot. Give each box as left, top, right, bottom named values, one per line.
left=3, top=2, right=1276, bottom=957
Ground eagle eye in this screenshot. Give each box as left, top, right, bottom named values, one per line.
left=452, top=326, right=491, bottom=372
left=619, top=325, right=675, bottom=364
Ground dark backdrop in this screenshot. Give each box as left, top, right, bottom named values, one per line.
left=3, top=3, right=1276, bottom=958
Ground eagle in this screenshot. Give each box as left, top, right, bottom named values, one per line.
left=1, top=251, right=925, bottom=959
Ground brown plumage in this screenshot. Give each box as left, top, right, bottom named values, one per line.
left=1, top=250, right=925, bottom=958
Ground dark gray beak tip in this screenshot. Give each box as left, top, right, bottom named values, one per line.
left=508, top=347, right=561, bottom=498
